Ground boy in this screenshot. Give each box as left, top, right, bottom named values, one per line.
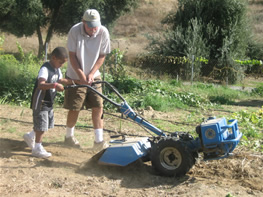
left=23, top=47, right=71, bottom=158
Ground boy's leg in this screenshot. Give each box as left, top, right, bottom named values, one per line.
left=35, top=130, right=44, bottom=143
left=23, top=130, right=35, bottom=149
left=32, top=130, right=51, bottom=158
left=31, top=110, right=52, bottom=158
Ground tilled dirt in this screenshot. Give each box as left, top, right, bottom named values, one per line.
left=0, top=104, right=263, bottom=197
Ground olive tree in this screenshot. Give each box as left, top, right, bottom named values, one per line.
left=0, top=0, right=138, bottom=57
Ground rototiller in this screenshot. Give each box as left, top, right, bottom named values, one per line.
left=65, top=81, right=242, bottom=177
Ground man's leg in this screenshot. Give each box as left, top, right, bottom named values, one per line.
left=63, top=85, right=87, bottom=147
left=66, top=110, right=80, bottom=128
left=92, top=107, right=103, bottom=129
left=92, top=107, right=106, bottom=148
left=64, top=110, right=81, bottom=147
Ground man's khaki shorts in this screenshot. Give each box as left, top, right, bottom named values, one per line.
left=63, top=77, right=103, bottom=110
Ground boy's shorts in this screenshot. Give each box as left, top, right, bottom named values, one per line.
left=33, top=109, right=54, bottom=132
left=63, top=77, right=103, bottom=111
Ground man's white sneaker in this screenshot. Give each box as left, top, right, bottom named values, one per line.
left=23, top=133, right=35, bottom=149
left=32, top=145, right=52, bottom=158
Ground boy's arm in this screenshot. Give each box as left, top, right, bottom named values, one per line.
left=38, top=78, right=64, bottom=91
left=58, top=78, right=81, bottom=85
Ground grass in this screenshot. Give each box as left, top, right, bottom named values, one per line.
left=0, top=119, right=9, bottom=125
left=235, top=77, right=263, bottom=87
left=151, top=119, right=178, bottom=132
left=7, top=127, right=17, bottom=133
left=183, top=81, right=260, bottom=104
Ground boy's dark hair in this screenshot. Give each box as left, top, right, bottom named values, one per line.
left=51, top=47, right=68, bottom=59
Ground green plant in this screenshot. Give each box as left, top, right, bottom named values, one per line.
left=226, top=193, right=235, bottom=197
left=140, top=93, right=187, bottom=111
left=227, top=107, right=263, bottom=152
left=7, top=127, right=17, bottom=133
left=246, top=40, right=263, bottom=61
left=0, top=45, right=40, bottom=106
left=230, top=108, right=263, bottom=138
left=251, top=84, right=263, bottom=96
left=0, top=33, right=5, bottom=52
left=106, top=48, right=127, bottom=81
left=16, top=42, right=40, bottom=64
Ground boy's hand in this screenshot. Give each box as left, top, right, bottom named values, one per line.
left=55, top=83, right=64, bottom=91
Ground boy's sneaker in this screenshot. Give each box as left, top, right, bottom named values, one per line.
left=64, top=136, right=80, bottom=148
left=32, top=145, right=52, bottom=158
left=92, top=141, right=109, bottom=151
left=23, top=133, right=35, bottom=149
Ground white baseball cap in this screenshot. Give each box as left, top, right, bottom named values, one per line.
left=83, top=9, right=101, bottom=28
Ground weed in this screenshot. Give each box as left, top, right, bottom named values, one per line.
left=7, top=127, right=16, bottom=133
left=0, top=119, right=9, bottom=125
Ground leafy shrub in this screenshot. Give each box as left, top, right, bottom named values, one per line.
left=0, top=54, right=19, bottom=64
left=105, top=48, right=127, bottom=81
left=169, top=79, right=182, bottom=87
left=230, top=107, right=263, bottom=152
left=231, top=108, right=263, bottom=137
left=16, top=42, right=41, bottom=64
left=246, top=41, right=263, bottom=62
left=0, top=49, right=40, bottom=105
left=109, top=78, right=142, bottom=94
left=251, top=84, right=263, bottom=96
left=0, top=34, right=4, bottom=53
left=147, top=0, right=250, bottom=84
left=208, top=96, right=234, bottom=105
left=193, top=82, right=215, bottom=89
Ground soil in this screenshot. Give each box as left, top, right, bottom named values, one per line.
left=0, top=104, right=263, bottom=197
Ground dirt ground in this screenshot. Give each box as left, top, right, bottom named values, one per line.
left=0, top=103, right=262, bottom=197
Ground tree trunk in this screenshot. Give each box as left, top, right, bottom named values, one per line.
left=44, top=24, right=54, bottom=53
left=36, top=25, right=44, bottom=59
left=44, top=6, right=60, bottom=57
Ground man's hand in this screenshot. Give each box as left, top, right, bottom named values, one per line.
left=86, top=73, right=94, bottom=85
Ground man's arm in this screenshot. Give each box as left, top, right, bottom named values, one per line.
left=69, top=51, right=87, bottom=84
left=86, top=54, right=106, bottom=84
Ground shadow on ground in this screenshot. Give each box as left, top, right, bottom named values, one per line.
left=234, top=99, right=263, bottom=107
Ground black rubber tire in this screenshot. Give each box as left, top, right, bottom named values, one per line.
left=151, top=137, right=194, bottom=177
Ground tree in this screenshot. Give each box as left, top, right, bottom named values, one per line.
left=147, top=0, right=251, bottom=83
left=165, top=0, right=250, bottom=60
left=0, top=0, right=138, bottom=57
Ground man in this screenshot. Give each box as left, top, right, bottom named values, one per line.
left=64, top=9, right=111, bottom=149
